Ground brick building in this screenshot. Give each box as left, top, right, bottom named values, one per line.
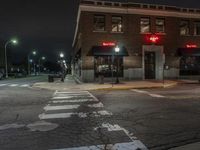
left=72, top=0, right=200, bottom=82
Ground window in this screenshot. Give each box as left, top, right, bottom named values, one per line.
left=94, top=56, right=123, bottom=77
left=94, top=15, right=105, bottom=31
left=194, top=21, right=200, bottom=35
left=180, top=56, right=200, bottom=75
left=180, top=20, right=189, bottom=35
left=156, top=18, right=165, bottom=33
left=140, top=18, right=150, bottom=33
left=112, top=16, right=123, bottom=32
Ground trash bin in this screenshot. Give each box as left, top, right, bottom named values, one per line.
left=48, top=75, right=54, bottom=82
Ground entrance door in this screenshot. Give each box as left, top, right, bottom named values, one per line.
left=145, top=51, right=156, bottom=79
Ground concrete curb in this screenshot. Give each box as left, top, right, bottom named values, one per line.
left=32, top=81, right=178, bottom=91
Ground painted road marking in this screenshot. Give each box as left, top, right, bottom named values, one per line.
left=50, top=142, right=147, bottom=150
left=148, top=94, right=166, bottom=98
left=51, top=99, right=97, bottom=103
left=39, top=110, right=112, bottom=120
left=20, top=84, right=30, bottom=87
left=9, top=84, right=18, bottom=87
left=131, top=89, right=149, bottom=94
left=44, top=104, right=80, bottom=111
left=52, top=96, right=93, bottom=100
left=0, top=84, right=7, bottom=87
left=131, top=89, right=165, bottom=98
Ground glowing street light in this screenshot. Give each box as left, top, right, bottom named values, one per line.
left=28, top=50, right=37, bottom=75
left=115, top=46, right=120, bottom=84
left=4, top=39, right=18, bottom=78
left=39, top=56, right=46, bottom=74
left=59, top=53, right=64, bottom=58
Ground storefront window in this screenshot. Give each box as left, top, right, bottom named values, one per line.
left=94, top=15, right=105, bottom=31
left=180, top=20, right=189, bottom=35
left=94, top=56, right=123, bottom=77
left=180, top=56, right=200, bottom=75
left=140, top=17, right=150, bottom=33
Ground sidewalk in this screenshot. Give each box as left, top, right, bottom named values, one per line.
left=169, top=142, right=200, bottom=150
left=32, top=75, right=178, bottom=91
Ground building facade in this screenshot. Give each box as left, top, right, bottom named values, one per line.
left=72, top=0, right=200, bottom=82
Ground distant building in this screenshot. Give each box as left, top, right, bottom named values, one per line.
left=72, top=0, right=200, bottom=82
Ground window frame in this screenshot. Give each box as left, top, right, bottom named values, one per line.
left=194, top=21, right=200, bottom=36
left=140, top=17, right=151, bottom=34
left=180, top=20, right=190, bottom=36
left=111, top=16, right=123, bottom=33
left=93, top=14, right=106, bottom=32
left=155, top=18, right=165, bottom=33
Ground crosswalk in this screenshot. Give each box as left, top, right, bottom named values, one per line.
left=39, top=90, right=113, bottom=120
left=38, top=90, right=147, bottom=150
left=0, top=83, right=30, bottom=88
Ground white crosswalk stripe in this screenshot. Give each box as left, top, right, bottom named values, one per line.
left=0, top=83, right=30, bottom=88
left=0, top=84, right=7, bottom=87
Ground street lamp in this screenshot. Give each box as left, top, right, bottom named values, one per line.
left=28, top=50, right=37, bottom=75
left=115, top=46, right=120, bottom=84
left=39, top=56, right=46, bottom=74
left=59, top=52, right=64, bottom=58
left=4, top=39, right=18, bottom=78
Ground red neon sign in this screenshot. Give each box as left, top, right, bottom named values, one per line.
left=149, top=35, right=159, bottom=43
left=146, top=34, right=160, bottom=44
left=186, top=44, right=197, bottom=48
left=102, top=42, right=116, bottom=46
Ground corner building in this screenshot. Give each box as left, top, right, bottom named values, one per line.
left=72, top=0, right=200, bottom=82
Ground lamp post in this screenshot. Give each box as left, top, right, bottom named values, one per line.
left=115, top=46, right=120, bottom=84
left=59, top=52, right=65, bottom=82
left=4, top=39, right=18, bottom=78
left=39, top=56, right=46, bottom=74
left=28, top=50, right=37, bottom=75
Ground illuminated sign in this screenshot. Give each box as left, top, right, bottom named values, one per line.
left=149, top=35, right=159, bottom=43
left=102, top=42, right=116, bottom=46
left=146, top=34, right=160, bottom=44
left=186, top=44, right=197, bottom=48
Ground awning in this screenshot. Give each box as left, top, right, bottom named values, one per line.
left=88, top=46, right=129, bottom=56
left=177, top=48, right=200, bottom=56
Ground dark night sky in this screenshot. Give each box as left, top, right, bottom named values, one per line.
left=0, top=0, right=200, bottom=64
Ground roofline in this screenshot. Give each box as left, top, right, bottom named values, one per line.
left=72, top=0, right=200, bottom=47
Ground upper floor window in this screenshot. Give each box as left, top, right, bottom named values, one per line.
left=194, top=21, right=200, bottom=35
left=94, top=15, right=105, bottom=31
left=112, top=16, right=123, bottom=32
left=156, top=18, right=165, bottom=33
left=180, top=20, right=189, bottom=35
left=140, top=17, right=150, bottom=33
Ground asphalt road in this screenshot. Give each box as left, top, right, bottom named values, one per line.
left=91, top=83, right=200, bottom=150
left=1, top=77, right=200, bottom=150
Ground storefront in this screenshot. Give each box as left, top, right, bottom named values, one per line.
left=88, top=45, right=128, bottom=79
left=178, top=47, right=200, bottom=76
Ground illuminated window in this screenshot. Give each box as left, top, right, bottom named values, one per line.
left=140, top=18, right=150, bottom=33
left=194, top=21, right=200, bottom=35
left=112, top=16, right=123, bottom=32
left=180, top=20, right=189, bottom=35
left=94, top=15, right=105, bottom=31
left=156, top=18, right=165, bottom=33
